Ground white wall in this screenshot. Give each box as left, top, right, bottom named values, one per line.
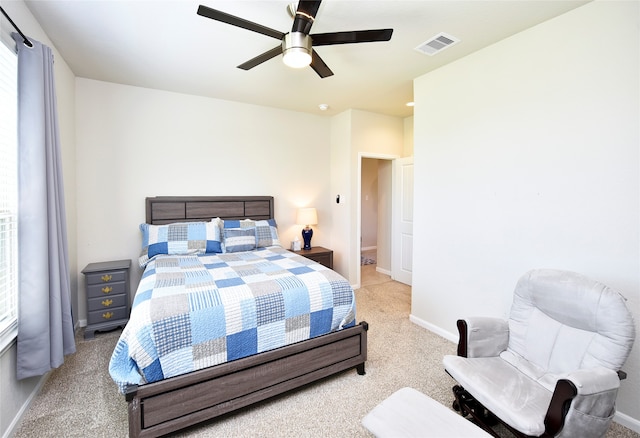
left=75, top=78, right=333, bottom=321
left=412, top=0, right=639, bottom=427
left=403, top=116, right=414, bottom=157
left=329, top=111, right=353, bottom=276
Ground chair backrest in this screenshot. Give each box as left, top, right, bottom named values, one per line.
left=507, top=269, right=635, bottom=376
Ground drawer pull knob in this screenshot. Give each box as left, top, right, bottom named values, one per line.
left=102, top=286, right=113, bottom=294
left=101, top=274, right=112, bottom=282
left=102, top=312, right=114, bottom=319
left=101, top=299, right=113, bottom=307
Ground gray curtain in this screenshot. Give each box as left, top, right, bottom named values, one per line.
left=12, top=34, right=76, bottom=380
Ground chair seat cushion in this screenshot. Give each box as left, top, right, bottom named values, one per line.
left=443, top=355, right=553, bottom=436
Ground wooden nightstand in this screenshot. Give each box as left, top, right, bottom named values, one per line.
left=82, top=259, right=131, bottom=339
left=298, top=246, right=333, bottom=269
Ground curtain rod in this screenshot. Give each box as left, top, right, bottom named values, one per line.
left=0, top=6, right=33, bottom=48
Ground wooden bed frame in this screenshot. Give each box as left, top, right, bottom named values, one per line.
left=123, top=196, right=368, bottom=437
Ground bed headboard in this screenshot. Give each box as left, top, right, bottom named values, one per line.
left=145, top=196, right=274, bottom=224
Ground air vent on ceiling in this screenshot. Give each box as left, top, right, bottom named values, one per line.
left=415, top=32, right=459, bottom=56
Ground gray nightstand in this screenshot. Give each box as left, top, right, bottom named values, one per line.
left=82, top=259, right=131, bottom=339
left=298, top=246, right=333, bottom=269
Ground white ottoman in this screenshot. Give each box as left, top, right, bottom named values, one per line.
left=362, top=387, right=492, bottom=437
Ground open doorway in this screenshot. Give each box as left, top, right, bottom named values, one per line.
left=358, top=155, right=394, bottom=288
left=361, top=158, right=379, bottom=265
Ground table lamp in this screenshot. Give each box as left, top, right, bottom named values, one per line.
left=297, top=207, right=317, bottom=250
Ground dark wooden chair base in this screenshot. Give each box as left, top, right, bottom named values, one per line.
left=452, top=385, right=502, bottom=437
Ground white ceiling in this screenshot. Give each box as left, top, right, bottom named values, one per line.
left=23, top=0, right=589, bottom=118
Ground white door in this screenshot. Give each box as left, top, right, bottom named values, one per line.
left=391, top=156, right=414, bottom=285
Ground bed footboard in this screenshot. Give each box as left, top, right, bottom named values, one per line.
left=125, top=321, right=368, bottom=438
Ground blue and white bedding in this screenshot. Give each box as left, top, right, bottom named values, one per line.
left=109, top=246, right=356, bottom=392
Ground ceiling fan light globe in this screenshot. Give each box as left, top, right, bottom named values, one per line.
left=282, top=32, right=312, bottom=68
left=283, top=48, right=312, bottom=68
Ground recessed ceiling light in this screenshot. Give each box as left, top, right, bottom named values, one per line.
left=318, top=104, right=329, bottom=111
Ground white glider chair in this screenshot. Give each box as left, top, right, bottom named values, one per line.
left=443, top=269, right=636, bottom=438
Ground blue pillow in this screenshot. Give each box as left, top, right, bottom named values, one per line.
left=222, top=218, right=280, bottom=248
left=254, top=219, right=280, bottom=248
left=138, top=218, right=222, bottom=267
left=223, top=228, right=256, bottom=253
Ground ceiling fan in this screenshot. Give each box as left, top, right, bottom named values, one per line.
left=197, top=1, right=393, bottom=78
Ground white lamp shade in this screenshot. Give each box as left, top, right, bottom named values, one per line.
left=297, top=207, right=318, bottom=226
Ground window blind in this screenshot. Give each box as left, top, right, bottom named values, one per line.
left=0, top=40, right=18, bottom=352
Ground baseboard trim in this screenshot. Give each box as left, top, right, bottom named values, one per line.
left=614, top=411, right=640, bottom=434
left=376, top=267, right=391, bottom=276
left=408, top=314, right=640, bottom=432
left=2, top=372, right=49, bottom=438
left=409, top=314, right=457, bottom=343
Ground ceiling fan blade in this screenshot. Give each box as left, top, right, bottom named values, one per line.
left=237, top=45, right=283, bottom=70
left=310, top=49, right=334, bottom=78
left=292, top=0, right=322, bottom=34
left=312, top=29, right=393, bottom=46
left=197, top=5, right=285, bottom=40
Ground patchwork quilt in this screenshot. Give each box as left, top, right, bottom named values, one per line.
left=109, top=246, right=356, bottom=392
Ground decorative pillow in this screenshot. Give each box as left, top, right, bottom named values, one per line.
left=138, top=218, right=222, bottom=266
left=222, top=218, right=281, bottom=249
left=254, top=219, right=280, bottom=248
left=223, top=228, right=256, bottom=253
left=222, top=219, right=256, bottom=230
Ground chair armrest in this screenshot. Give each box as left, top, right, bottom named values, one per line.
left=565, top=367, right=621, bottom=395
left=544, top=368, right=620, bottom=436
left=544, top=379, right=578, bottom=436
left=457, top=317, right=509, bottom=358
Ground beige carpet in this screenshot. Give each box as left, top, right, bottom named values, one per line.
left=13, top=267, right=639, bottom=438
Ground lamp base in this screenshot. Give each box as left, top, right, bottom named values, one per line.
left=302, top=227, right=313, bottom=250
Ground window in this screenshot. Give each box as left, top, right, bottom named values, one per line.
left=0, top=40, right=18, bottom=353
